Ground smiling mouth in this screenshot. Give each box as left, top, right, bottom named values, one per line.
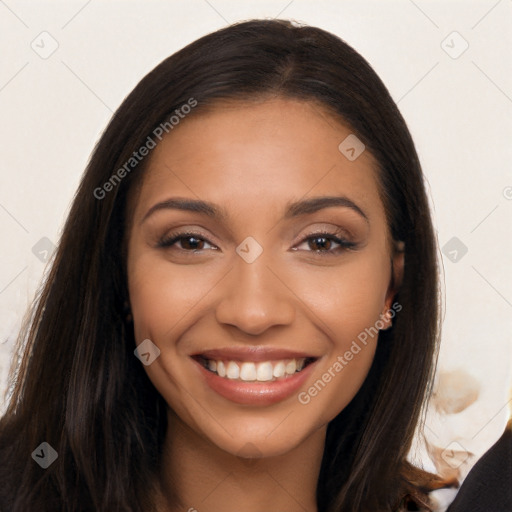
left=193, top=355, right=317, bottom=382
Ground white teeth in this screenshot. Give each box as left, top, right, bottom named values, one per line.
left=226, top=361, right=240, bottom=379
left=240, top=362, right=257, bottom=381
left=256, top=362, right=273, bottom=381
left=203, top=357, right=308, bottom=381
left=285, top=360, right=297, bottom=375
left=272, top=361, right=286, bottom=378
left=217, top=361, right=226, bottom=377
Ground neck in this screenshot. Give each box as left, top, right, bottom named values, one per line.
left=155, top=408, right=325, bottom=512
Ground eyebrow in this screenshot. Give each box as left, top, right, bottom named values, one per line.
left=141, top=195, right=369, bottom=224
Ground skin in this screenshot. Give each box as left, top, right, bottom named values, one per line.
left=126, top=98, right=404, bottom=512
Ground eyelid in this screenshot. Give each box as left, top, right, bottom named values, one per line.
left=292, top=229, right=357, bottom=253
left=156, top=229, right=218, bottom=250
left=157, top=227, right=358, bottom=256
left=294, top=224, right=354, bottom=242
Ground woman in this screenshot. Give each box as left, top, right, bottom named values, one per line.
left=0, top=19, right=445, bottom=511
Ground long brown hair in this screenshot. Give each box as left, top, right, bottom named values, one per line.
left=0, top=19, right=441, bottom=511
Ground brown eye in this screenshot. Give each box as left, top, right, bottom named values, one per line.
left=308, top=236, right=333, bottom=251
left=294, top=231, right=357, bottom=255
left=158, top=232, right=217, bottom=252
left=179, top=236, right=205, bottom=250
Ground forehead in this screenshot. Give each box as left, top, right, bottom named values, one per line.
left=132, top=98, right=386, bottom=224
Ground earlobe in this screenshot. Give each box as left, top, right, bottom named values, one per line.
left=381, top=241, right=405, bottom=330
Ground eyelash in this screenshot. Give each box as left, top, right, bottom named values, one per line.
left=157, top=229, right=357, bottom=256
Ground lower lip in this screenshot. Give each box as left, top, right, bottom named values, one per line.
left=192, top=358, right=318, bottom=406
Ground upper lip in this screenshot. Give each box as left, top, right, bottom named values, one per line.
left=192, top=346, right=319, bottom=362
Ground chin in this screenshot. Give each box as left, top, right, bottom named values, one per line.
left=198, top=412, right=322, bottom=460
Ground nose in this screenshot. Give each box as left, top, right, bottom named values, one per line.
left=214, top=254, right=295, bottom=336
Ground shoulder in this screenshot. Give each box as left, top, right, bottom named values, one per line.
left=446, top=425, right=512, bottom=512
left=397, top=460, right=458, bottom=512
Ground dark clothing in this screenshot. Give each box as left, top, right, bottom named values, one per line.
left=447, top=426, right=512, bottom=512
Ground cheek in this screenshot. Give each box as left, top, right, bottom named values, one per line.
left=129, top=244, right=391, bottom=348
left=128, top=255, right=211, bottom=341
left=290, top=253, right=390, bottom=422
left=292, top=252, right=391, bottom=339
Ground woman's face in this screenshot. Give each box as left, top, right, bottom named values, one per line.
left=126, top=98, right=403, bottom=458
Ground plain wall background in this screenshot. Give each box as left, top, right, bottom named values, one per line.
left=1, top=0, right=511, bottom=489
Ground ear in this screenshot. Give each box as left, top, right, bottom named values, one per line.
left=381, top=241, right=404, bottom=329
